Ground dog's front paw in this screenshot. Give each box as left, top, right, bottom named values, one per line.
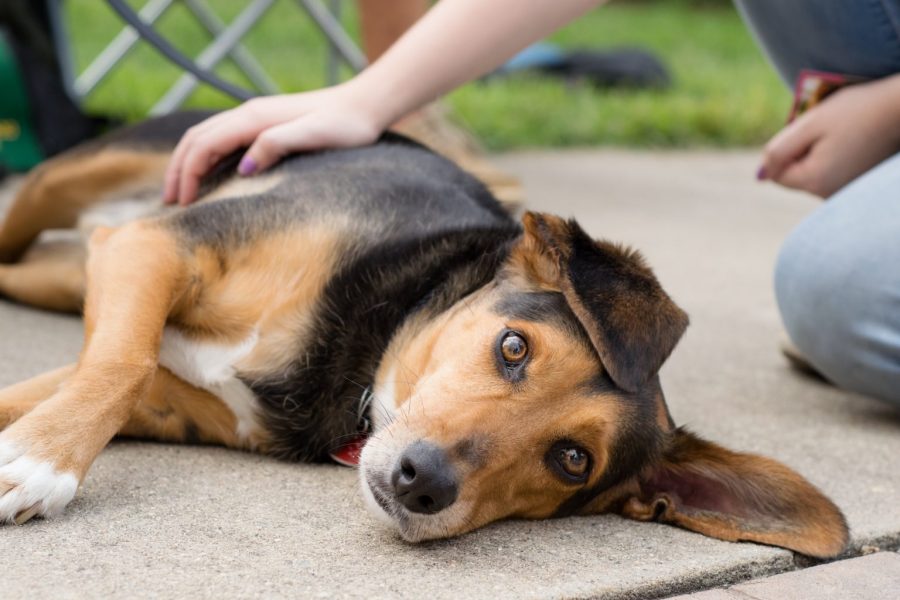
left=0, top=439, right=78, bottom=525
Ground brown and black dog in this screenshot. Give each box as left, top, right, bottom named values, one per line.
left=0, top=112, right=847, bottom=557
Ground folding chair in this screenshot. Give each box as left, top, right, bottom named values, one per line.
left=47, top=0, right=367, bottom=116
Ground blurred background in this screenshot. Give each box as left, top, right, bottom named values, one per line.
left=62, top=0, right=789, bottom=151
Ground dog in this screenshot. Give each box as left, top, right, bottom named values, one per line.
left=0, top=112, right=847, bottom=557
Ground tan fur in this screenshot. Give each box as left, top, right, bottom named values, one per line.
left=372, top=297, right=463, bottom=410
left=171, top=223, right=348, bottom=379
left=0, top=240, right=86, bottom=312
left=120, top=366, right=266, bottom=450
left=0, top=362, right=255, bottom=451
left=0, top=150, right=169, bottom=262
left=199, top=171, right=284, bottom=203
left=0, top=365, right=75, bottom=429
left=501, top=227, right=562, bottom=292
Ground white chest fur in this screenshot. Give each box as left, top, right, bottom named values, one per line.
left=158, top=327, right=261, bottom=440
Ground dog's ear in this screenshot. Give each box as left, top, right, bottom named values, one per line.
left=614, top=428, right=849, bottom=558
left=510, top=212, right=689, bottom=392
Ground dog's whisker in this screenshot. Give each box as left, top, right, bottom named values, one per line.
left=385, top=350, right=422, bottom=392
left=340, top=375, right=369, bottom=393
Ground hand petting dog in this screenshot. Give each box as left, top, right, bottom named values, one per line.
left=162, top=88, right=384, bottom=206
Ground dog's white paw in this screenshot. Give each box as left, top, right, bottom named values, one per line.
left=0, top=440, right=78, bottom=525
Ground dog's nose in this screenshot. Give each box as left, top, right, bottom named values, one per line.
left=391, top=440, right=458, bottom=514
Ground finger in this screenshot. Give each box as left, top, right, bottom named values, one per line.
left=774, top=147, right=838, bottom=198
left=771, top=149, right=829, bottom=196
left=164, top=133, right=192, bottom=204
left=773, top=158, right=811, bottom=190
left=164, top=111, right=236, bottom=203
left=165, top=106, right=263, bottom=203
left=176, top=122, right=262, bottom=205
left=239, top=118, right=328, bottom=175
left=760, top=116, right=821, bottom=181
left=165, top=94, right=331, bottom=201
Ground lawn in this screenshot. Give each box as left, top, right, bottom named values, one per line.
left=65, top=0, right=790, bottom=150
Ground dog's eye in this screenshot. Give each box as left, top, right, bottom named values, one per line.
left=500, top=332, right=528, bottom=363
left=547, top=442, right=591, bottom=482
left=495, top=330, right=529, bottom=382
left=557, top=447, right=588, bottom=477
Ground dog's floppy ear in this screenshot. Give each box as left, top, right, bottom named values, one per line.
left=616, top=428, right=849, bottom=558
left=511, top=212, right=689, bottom=392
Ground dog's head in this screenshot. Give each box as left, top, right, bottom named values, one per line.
left=360, top=212, right=848, bottom=558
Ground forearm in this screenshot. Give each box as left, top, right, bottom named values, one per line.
left=358, top=0, right=429, bottom=61
left=347, top=0, right=605, bottom=127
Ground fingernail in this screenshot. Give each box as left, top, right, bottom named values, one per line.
left=756, top=166, right=767, bottom=181
left=237, top=156, right=257, bottom=176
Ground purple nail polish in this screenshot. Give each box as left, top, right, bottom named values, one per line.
left=756, top=166, right=767, bottom=181
left=238, top=156, right=257, bottom=176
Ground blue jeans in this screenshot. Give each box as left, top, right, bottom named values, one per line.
left=734, top=0, right=900, bottom=405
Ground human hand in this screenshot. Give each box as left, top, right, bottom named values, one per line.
left=758, top=74, right=900, bottom=198
left=163, top=84, right=386, bottom=205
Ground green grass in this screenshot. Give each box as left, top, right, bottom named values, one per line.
left=65, top=0, right=789, bottom=150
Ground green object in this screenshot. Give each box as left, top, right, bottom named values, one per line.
left=0, top=29, right=45, bottom=172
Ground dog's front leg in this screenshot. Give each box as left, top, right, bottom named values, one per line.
left=0, top=222, right=191, bottom=524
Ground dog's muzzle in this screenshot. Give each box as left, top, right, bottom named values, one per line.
left=390, top=440, right=458, bottom=514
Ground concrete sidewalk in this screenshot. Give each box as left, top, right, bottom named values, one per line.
left=669, top=551, right=900, bottom=599
left=1, top=150, right=898, bottom=599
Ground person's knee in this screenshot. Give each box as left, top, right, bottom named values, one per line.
left=774, top=218, right=844, bottom=364
left=774, top=211, right=900, bottom=405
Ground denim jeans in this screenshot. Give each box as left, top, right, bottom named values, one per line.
left=734, top=0, right=900, bottom=404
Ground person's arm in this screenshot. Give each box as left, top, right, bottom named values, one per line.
left=758, top=73, right=900, bottom=198
left=165, top=0, right=604, bottom=204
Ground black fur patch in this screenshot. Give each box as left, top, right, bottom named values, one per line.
left=564, top=225, right=688, bottom=393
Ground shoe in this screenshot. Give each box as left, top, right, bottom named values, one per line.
left=780, top=338, right=830, bottom=383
